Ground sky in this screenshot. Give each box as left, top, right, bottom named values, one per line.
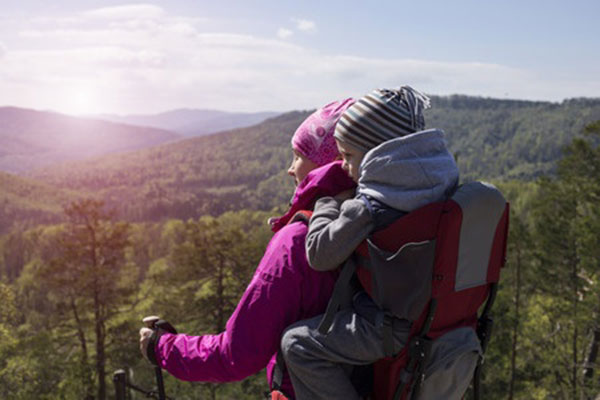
left=0, top=0, right=598, bottom=115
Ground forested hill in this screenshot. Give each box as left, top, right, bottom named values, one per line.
left=428, top=96, right=600, bottom=179
left=2, top=98, right=600, bottom=399
left=27, top=111, right=308, bottom=223
left=0, top=107, right=182, bottom=174
left=19, top=96, right=600, bottom=225
left=0, top=171, right=83, bottom=233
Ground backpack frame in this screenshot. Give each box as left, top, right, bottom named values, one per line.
left=318, top=181, right=509, bottom=400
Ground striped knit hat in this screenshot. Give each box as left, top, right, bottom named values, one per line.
left=334, top=86, right=431, bottom=152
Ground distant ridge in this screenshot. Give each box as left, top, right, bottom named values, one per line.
left=0, top=107, right=182, bottom=174
left=2, top=95, right=600, bottom=233
left=18, top=96, right=600, bottom=226
left=95, top=108, right=281, bottom=137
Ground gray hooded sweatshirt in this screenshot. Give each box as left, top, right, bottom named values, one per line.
left=306, top=128, right=459, bottom=271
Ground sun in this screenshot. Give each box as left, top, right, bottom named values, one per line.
left=59, top=85, right=103, bottom=116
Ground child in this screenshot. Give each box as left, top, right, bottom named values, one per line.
left=281, top=86, right=459, bottom=400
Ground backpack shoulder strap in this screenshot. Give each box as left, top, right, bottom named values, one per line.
left=317, top=256, right=358, bottom=334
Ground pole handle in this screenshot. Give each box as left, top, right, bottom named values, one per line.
left=143, top=316, right=160, bottom=329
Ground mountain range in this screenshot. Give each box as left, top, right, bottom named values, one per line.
left=95, top=109, right=280, bottom=137
left=2, top=95, right=600, bottom=235
left=0, top=107, right=280, bottom=174
left=0, top=107, right=181, bottom=174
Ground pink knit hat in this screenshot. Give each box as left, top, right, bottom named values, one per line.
left=291, top=98, right=355, bottom=166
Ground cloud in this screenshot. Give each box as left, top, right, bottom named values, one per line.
left=1, top=5, right=596, bottom=115
left=82, top=4, right=165, bottom=20
left=292, top=18, right=317, bottom=33
left=277, top=28, right=293, bottom=39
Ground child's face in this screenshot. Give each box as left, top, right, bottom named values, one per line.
left=288, top=149, right=318, bottom=186
left=336, top=139, right=366, bottom=183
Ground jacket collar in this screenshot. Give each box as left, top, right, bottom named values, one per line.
left=270, top=161, right=356, bottom=232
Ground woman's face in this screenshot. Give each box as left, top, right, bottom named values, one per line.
left=288, top=150, right=318, bottom=186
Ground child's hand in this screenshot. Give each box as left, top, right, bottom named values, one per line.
left=334, top=189, right=355, bottom=201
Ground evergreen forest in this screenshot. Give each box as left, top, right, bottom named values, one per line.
left=1, top=96, right=600, bottom=399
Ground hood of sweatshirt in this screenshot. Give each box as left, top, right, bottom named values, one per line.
left=357, top=128, right=459, bottom=212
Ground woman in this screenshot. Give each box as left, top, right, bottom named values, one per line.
left=139, top=98, right=356, bottom=398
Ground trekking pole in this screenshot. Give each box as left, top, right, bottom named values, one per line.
left=143, top=316, right=167, bottom=400
left=114, top=368, right=174, bottom=400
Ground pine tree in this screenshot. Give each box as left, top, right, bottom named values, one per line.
left=529, top=120, right=600, bottom=399
left=39, top=199, right=132, bottom=399
left=141, top=211, right=272, bottom=399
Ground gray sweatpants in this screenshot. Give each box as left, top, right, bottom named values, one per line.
left=280, top=292, right=411, bottom=400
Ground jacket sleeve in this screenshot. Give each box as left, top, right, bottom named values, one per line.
left=306, top=196, right=374, bottom=271
left=154, top=224, right=307, bottom=383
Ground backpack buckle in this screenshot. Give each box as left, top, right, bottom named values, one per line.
left=477, top=315, right=494, bottom=353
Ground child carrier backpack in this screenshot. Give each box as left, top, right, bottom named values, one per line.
left=271, top=181, right=509, bottom=400
left=317, top=181, right=509, bottom=400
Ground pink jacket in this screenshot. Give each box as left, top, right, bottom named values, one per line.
left=155, top=161, right=355, bottom=397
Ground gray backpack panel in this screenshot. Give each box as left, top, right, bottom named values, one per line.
left=452, top=182, right=507, bottom=292
left=366, top=239, right=436, bottom=322
left=416, top=327, right=482, bottom=400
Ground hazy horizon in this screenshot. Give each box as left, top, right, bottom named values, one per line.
left=3, top=92, right=600, bottom=120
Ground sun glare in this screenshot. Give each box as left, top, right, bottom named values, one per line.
left=59, top=85, right=102, bottom=116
